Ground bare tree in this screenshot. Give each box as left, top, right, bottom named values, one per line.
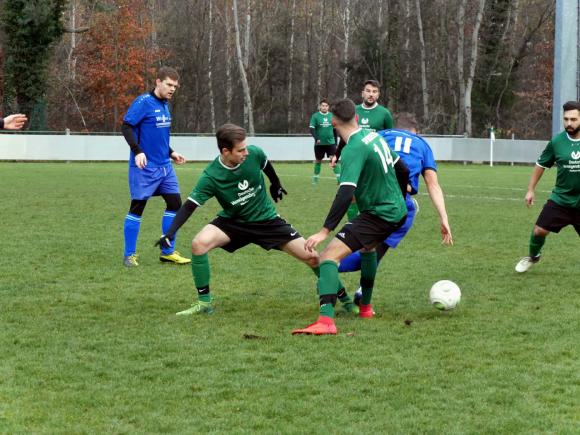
left=415, top=0, right=429, bottom=121
left=233, top=0, right=254, bottom=134
left=207, top=0, right=216, bottom=132
left=287, top=0, right=296, bottom=132
left=342, top=0, right=351, bottom=98
left=464, top=0, right=486, bottom=136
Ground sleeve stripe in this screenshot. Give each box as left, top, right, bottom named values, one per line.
left=340, top=182, right=357, bottom=187
left=536, top=162, right=549, bottom=169
left=187, top=197, right=201, bottom=206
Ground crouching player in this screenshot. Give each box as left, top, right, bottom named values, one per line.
left=293, top=99, right=409, bottom=335
left=156, top=123, right=319, bottom=315
left=339, top=113, right=453, bottom=305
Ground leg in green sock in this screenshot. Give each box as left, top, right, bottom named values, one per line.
left=318, top=260, right=339, bottom=318
left=529, top=232, right=546, bottom=258
left=313, top=162, right=321, bottom=184
left=192, top=253, right=211, bottom=302
left=333, top=161, right=341, bottom=182
left=360, top=251, right=378, bottom=305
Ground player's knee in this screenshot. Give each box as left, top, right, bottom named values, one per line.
left=191, top=238, right=210, bottom=255
left=533, top=225, right=549, bottom=237
left=164, top=194, right=182, bottom=212
left=305, top=252, right=319, bottom=268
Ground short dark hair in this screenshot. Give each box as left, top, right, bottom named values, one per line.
left=319, top=98, right=329, bottom=105
left=331, top=99, right=356, bottom=123
left=563, top=101, right=580, bottom=112
left=157, top=66, right=179, bottom=82
left=216, top=123, right=246, bottom=152
left=362, top=79, right=381, bottom=90
left=395, top=112, right=418, bottom=131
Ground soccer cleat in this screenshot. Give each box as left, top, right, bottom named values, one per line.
left=359, top=303, right=374, bottom=318
left=123, top=254, right=139, bottom=267
left=160, top=251, right=191, bottom=265
left=292, top=316, right=337, bottom=335
left=176, top=299, right=214, bottom=315
left=515, top=256, right=540, bottom=273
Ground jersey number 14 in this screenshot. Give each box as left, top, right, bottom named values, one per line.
left=374, top=139, right=394, bottom=173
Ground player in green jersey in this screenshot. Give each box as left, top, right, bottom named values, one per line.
left=309, top=99, right=340, bottom=184
left=515, top=101, right=580, bottom=272
left=155, top=123, right=322, bottom=315
left=333, top=80, right=395, bottom=219
left=356, top=79, right=394, bottom=132
left=293, top=99, right=409, bottom=335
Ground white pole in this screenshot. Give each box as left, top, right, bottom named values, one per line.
left=489, top=127, right=495, bottom=167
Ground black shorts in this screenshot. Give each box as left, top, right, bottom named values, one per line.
left=335, top=211, right=407, bottom=252
left=536, top=200, right=580, bottom=235
left=314, top=145, right=337, bottom=161
left=210, top=216, right=302, bottom=252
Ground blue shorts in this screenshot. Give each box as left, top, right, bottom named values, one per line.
left=128, top=165, right=180, bottom=200
left=384, top=197, right=416, bottom=248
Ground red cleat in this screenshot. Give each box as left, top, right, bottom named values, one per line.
left=292, top=316, right=337, bottom=335
left=359, top=304, right=374, bottom=318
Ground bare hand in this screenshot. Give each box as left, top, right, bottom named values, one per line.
left=524, top=191, right=534, bottom=207
left=305, top=229, right=329, bottom=252
left=440, top=221, right=453, bottom=246
left=3, top=114, right=27, bottom=130
left=329, top=155, right=338, bottom=169
left=171, top=152, right=186, bottom=165
left=135, top=153, right=147, bottom=169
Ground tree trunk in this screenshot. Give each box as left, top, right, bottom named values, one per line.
left=207, top=0, right=216, bottom=132
left=464, top=0, right=486, bottom=137
left=415, top=0, right=429, bottom=122
left=225, top=4, right=233, bottom=122
left=342, top=0, right=351, bottom=98
left=316, top=0, right=325, bottom=103
left=233, top=0, right=254, bottom=134
left=287, top=0, right=296, bottom=133
left=457, top=0, right=466, bottom=134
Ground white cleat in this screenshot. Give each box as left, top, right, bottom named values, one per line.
left=515, top=256, right=540, bottom=273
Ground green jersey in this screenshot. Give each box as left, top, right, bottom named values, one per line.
left=188, top=145, right=278, bottom=222
left=536, top=131, right=580, bottom=209
left=309, top=111, right=335, bottom=145
left=355, top=103, right=393, bottom=131
left=340, top=128, right=407, bottom=222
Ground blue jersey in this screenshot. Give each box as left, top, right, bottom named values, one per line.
left=378, top=129, right=437, bottom=195
left=123, top=92, right=172, bottom=168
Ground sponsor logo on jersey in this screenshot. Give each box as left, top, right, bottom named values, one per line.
left=571, top=151, right=580, bottom=160
left=156, top=114, right=171, bottom=128
left=361, top=118, right=369, bottom=125
left=238, top=180, right=249, bottom=190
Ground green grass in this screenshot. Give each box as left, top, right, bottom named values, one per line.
left=1, top=161, right=579, bottom=434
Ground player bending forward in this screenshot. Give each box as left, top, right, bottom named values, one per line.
left=156, top=123, right=319, bottom=315
left=293, top=99, right=409, bottom=336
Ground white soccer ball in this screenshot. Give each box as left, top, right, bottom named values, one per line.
left=429, top=280, right=461, bottom=311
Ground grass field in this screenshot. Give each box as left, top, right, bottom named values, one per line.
left=1, top=161, right=579, bottom=433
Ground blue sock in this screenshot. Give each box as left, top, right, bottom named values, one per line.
left=161, top=210, right=177, bottom=255
left=338, top=251, right=362, bottom=273
left=124, top=213, right=141, bottom=256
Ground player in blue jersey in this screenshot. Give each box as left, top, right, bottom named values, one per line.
left=339, top=113, right=453, bottom=301
left=121, top=66, right=190, bottom=267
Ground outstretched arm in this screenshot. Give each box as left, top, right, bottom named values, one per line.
left=305, top=184, right=356, bottom=251
left=155, top=200, right=198, bottom=249
left=524, top=165, right=545, bottom=207
left=423, top=169, right=453, bottom=245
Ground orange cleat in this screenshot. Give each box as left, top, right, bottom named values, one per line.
left=359, top=304, right=374, bottom=318
left=292, top=316, right=337, bottom=335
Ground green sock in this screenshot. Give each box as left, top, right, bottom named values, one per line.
left=360, top=251, right=377, bottom=305
left=529, top=232, right=546, bottom=258
left=318, top=260, right=338, bottom=318
left=314, top=162, right=321, bottom=176
left=192, top=254, right=211, bottom=302
left=347, top=202, right=359, bottom=220
left=333, top=162, right=341, bottom=179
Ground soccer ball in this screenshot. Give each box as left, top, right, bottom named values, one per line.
left=429, top=280, right=461, bottom=311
